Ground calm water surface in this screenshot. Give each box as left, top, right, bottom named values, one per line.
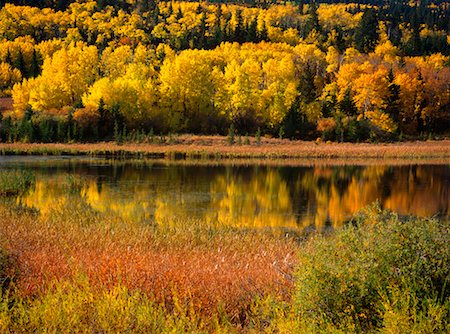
left=1, top=157, right=448, bottom=231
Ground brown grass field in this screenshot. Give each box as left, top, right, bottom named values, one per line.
left=1, top=136, right=450, bottom=160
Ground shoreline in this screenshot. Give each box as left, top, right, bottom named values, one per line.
left=0, top=137, right=449, bottom=161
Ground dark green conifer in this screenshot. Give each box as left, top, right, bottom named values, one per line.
left=355, top=8, right=379, bottom=53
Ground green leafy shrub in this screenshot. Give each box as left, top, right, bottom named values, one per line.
left=294, top=204, right=449, bottom=332
left=0, top=170, right=35, bottom=196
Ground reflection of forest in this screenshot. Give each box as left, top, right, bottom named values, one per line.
left=18, top=163, right=449, bottom=231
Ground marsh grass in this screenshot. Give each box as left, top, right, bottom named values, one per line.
left=0, top=198, right=448, bottom=332
left=1, top=138, right=449, bottom=159
left=0, top=170, right=34, bottom=196
left=0, top=200, right=296, bottom=324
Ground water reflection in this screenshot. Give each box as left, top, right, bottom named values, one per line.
left=10, top=159, right=449, bottom=231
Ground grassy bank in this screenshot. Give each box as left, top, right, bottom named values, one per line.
left=0, top=190, right=448, bottom=332
left=1, top=137, right=450, bottom=160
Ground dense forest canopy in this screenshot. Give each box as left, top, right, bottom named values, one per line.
left=0, top=0, right=449, bottom=142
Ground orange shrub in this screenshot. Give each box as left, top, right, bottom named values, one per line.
left=73, top=107, right=100, bottom=128
left=317, top=117, right=336, bottom=138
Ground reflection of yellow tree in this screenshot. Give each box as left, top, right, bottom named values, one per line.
left=80, top=168, right=210, bottom=224
left=81, top=179, right=154, bottom=222
left=207, top=169, right=297, bottom=228
left=17, top=164, right=449, bottom=231
left=297, top=166, right=388, bottom=229
left=327, top=168, right=383, bottom=225
left=298, top=165, right=449, bottom=229
left=18, top=178, right=69, bottom=217
left=384, top=166, right=449, bottom=217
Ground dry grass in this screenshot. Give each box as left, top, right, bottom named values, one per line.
left=0, top=203, right=296, bottom=320
left=1, top=136, right=449, bottom=160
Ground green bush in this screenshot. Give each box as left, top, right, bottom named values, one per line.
left=294, top=204, right=449, bottom=332
left=0, top=170, right=35, bottom=196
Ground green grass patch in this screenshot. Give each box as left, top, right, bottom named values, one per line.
left=0, top=170, right=35, bottom=197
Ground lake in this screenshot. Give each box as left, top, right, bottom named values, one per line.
left=1, top=157, right=448, bottom=232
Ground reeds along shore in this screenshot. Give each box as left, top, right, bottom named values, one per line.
left=0, top=137, right=450, bottom=160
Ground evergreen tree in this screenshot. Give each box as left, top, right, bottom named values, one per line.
left=1, top=116, right=12, bottom=142
left=234, top=9, right=245, bottom=44
left=39, top=119, right=54, bottom=142
left=56, top=120, right=65, bottom=142
left=176, top=7, right=183, bottom=20
left=198, top=12, right=207, bottom=49
left=298, top=0, right=304, bottom=15
left=212, top=22, right=223, bottom=48
left=321, top=93, right=337, bottom=118
left=409, top=12, right=422, bottom=55
left=30, top=49, right=40, bottom=77
left=15, top=50, right=28, bottom=78
left=97, top=97, right=107, bottom=139
left=247, top=18, right=258, bottom=42
left=195, top=3, right=202, bottom=15
left=5, top=49, right=12, bottom=66
left=383, top=69, right=401, bottom=123
left=67, top=109, right=74, bottom=142
left=210, top=4, right=223, bottom=47
left=298, top=62, right=317, bottom=103
left=55, top=0, right=67, bottom=11
left=258, top=21, right=268, bottom=41
left=339, top=88, right=358, bottom=116
left=18, top=107, right=34, bottom=142
left=282, top=88, right=314, bottom=140
left=168, top=2, right=173, bottom=17
left=96, top=0, right=106, bottom=11
left=387, top=15, right=402, bottom=47
left=355, top=8, right=379, bottom=53
left=303, top=1, right=321, bottom=37
left=151, top=5, right=160, bottom=29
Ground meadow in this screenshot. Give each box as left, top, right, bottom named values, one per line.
left=0, top=170, right=448, bottom=332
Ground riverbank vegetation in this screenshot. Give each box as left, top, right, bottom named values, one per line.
left=0, top=1, right=449, bottom=143
left=1, top=137, right=450, bottom=159
left=0, top=189, right=448, bottom=332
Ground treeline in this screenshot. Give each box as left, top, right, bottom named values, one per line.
left=0, top=2, right=449, bottom=142
left=2, top=41, right=449, bottom=143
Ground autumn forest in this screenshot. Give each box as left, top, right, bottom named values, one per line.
left=0, top=0, right=449, bottom=143
left=1, top=1, right=450, bottom=332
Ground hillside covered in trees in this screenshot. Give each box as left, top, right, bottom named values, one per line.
left=0, top=0, right=449, bottom=142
